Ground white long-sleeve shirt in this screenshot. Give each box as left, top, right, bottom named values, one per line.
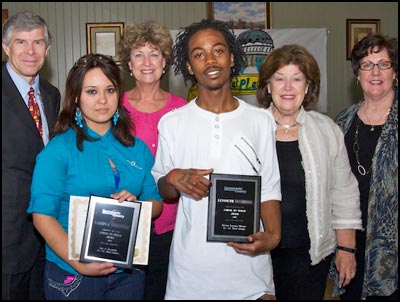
left=273, top=106, right=362, bottom=265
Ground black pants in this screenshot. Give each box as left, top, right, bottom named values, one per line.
left=271, top=247, right=333, bottom=300
left=144, top=230, right=173, bottom=300
left=2, top=245, right=45, bottom=300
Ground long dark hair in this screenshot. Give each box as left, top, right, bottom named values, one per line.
left=53, top=54, right=135, bottom=150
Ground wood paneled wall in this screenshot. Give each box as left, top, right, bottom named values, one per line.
left=2, top=2, right=398, bottom=117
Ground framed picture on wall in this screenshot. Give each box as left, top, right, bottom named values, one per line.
left=207, top=2, right=271, bottom=29
left=346, top=19, right=380, bottom=60
left=2, top=9, right=7, bottom=23
left=2, top=9, right=8, bottom=61
left=86, top=22, right=124, bottom=65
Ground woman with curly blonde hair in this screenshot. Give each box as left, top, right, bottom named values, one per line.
left=118, top=20, right=187, bottom=300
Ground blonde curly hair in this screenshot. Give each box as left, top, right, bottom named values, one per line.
left=118, top=20, right=173, bottom=72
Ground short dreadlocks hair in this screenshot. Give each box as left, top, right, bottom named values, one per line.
left=173, top=19, right=245, bottom=85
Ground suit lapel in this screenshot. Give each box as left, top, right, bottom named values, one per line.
left=39, top=81, right=60, bottom=131
left=2, top=64, right=44, bottom=139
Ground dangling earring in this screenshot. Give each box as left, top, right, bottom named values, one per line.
left=75, top=107, right=83, bottom=128
left=113, top=109, right=120, bottom=126
left=129, top=71, right=133, bottom=77
left=162, top=69, right=165, bottom=74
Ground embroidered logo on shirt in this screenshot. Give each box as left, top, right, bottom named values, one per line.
left=127, top=160, right=142, bottom=170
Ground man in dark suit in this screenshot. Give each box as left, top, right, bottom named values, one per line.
left=2, top=12, right=60, bottom=300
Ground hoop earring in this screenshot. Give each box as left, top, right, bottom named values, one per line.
left=113, top=109, right=120, bottom=126
left=75, top=107, right=83, bottom=128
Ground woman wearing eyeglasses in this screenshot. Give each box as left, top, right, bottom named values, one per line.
left=335, top=33, right=398, bottom=300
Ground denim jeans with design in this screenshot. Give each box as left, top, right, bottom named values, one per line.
left=44, top=261, right=145, bottom=300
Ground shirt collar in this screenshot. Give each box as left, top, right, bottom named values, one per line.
left=6, top=62, right=40, bottom=100
left=85, top=125, right=113, bottom=139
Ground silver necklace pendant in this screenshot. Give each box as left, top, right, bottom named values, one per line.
left=275, top=120, right=297, bottom=134
left=357, top=164, right=367, bottom=176
left=354, top=117, right=371, bottom=176
left=362, top=101, right=391, bottom=132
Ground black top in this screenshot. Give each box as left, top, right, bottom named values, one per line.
left=276, top=140, right=310, bottom=248
left=342, top=115, right=382, bottom=293
left=344, top=116, right=382, bottom=230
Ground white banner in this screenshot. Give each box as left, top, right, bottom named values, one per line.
left=169, top=28, right=327, bottom=113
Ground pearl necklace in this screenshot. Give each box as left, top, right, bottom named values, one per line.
left=275, top=120, right=298, bottom=133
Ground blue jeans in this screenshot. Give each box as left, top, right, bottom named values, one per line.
left=44, top=261, right=145, bottom=300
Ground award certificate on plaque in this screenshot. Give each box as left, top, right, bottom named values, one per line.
left=79, top=196, right=141, bottom=269
left=68, top=196, right=152, bottom=265
left=207, top=173, right=261, bottom=243
left=131, top=201, right=152, bottom=265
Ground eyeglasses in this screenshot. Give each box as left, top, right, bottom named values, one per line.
left=359, top=61, right=393, bottom=71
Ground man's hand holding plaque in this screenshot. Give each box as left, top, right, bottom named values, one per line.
left=207, top=173, right=261, bottom=243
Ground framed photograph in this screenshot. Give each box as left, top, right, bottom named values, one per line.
left=346, top=19, right=380, bottom=60
left=80, top=195, right=141, bottom=269
left=207, top=2, right=271, bottom=29
left=86, top=22, right=124, bottom=64
left=2, top=9, right=8, bottom=61
left=2, top=9, right=7, bottom=24
left=207, top=173, right=261, bottom=243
